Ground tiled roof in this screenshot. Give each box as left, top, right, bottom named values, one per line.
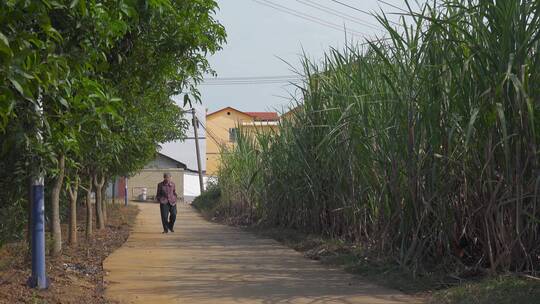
left=245, top=112, right=279, bottom=121
left=206, top=106, right=248, bottom=117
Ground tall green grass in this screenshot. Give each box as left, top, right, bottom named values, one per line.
left=216, top=0, right=540, bottom=274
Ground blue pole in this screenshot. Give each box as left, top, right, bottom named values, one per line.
left=28, top=177, right=49, bottom=289
left=124, top=177, right=128, bottom=206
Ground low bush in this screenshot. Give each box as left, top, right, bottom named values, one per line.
left=192, top=183, right=221, bottom=213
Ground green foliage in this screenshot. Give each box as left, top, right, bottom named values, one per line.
left=0, top=0, right=226, bottom=245
left=192, top=182, right=222, bottom=213
left=214, top=0, right=540, bottom=276
left=0, top=197, right=27, bottom=245
left=431, top=276, right=540, bottom=304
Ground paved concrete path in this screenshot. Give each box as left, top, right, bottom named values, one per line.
left=104, top=202, right=422, bottom=304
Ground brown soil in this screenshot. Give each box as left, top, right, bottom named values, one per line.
left=0, top=202, right=138, bottom=304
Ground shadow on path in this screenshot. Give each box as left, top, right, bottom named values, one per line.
left=104, top=202, right=423, bottom=304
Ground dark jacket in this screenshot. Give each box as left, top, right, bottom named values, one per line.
left=156, top=181, right=177, bottom=205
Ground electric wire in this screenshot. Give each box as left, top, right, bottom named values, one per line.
left=251, top=0, right=366, bottom=37
left=197, top=117, right=223, bottom=148
left=377, top=0, right=408, bottom=13
left=295, top=0, right=382, bottom=31
left=329, top=0, right=372, bottom=16
left=187, top=110, right=220, bottom=146
left=204, top=75, right=300, bottom=80
left=200, top=81, right=301, bottom=86
left=201, top=75, right=303, bottom=86
left=329, top=0, right=402, bottom=26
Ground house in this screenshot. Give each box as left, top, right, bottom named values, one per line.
left=205, top=107, right=279, bottom=176
left=115, top=152, right=186, bottom=202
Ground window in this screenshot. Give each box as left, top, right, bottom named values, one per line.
left=229, top=128, right=238, bottom=142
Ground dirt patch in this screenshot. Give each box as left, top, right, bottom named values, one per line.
left=0, top=203, right=138, bottom=304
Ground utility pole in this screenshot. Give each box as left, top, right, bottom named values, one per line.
left=191, top=109, right=205, bottom=193
left=28, top=98, right=48, bottom=289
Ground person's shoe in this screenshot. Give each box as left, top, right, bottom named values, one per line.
left=169, top=227, right=174, bottom=233
left=162, top=230, right=168, bottom=234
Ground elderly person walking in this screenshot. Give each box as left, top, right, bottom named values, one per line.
left=156, top=172, right=178, bottom=233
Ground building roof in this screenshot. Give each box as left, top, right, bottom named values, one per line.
left=206, top=106, right=251, bottom=118
left=156, top=152, right=187, bottom=169
left=245, top=112, right=279, bottom=121
left=206, top=107, right=279, bottom=122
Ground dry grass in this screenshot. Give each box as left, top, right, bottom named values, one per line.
left=0, top=203, right=138, bottom=303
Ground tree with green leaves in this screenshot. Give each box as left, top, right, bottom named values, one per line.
left=0, top=0, right=226, bottom=259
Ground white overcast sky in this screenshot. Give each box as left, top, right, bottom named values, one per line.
left=163, top=0, right=420, bottom=171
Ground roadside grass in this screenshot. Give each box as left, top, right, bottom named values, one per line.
left=430, top=276, right=540, bottom=304
left=191, top=184, right=221, bottom=218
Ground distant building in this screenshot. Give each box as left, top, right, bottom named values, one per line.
left=206, top=107, right=279, bottom=176
left=114, top=152, right=186, bottom=202
left=144, top=153, right=188, bottom=170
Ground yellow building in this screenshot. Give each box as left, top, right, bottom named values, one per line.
left=205, top=107, right=279, bottom=176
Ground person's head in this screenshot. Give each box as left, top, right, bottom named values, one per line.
left=163, top=172, right=172, bottom=183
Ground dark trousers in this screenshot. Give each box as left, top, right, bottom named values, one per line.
left=159, top=203, right=177, bottom=231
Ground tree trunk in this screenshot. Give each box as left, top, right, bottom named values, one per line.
left=86, top=175, right=93, bottom=238
left=101, top=177, right=108, bottom=224
left=93, top=172, right=105, bottom=230
left=51, top=154, right=65, bottom=256
left=67, top=174, right=79, bottom=245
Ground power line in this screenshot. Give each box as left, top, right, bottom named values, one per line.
left=204, top=75, right=301, bottom=81
left=197, top=117, right=223, bottom=148
left=329, top=0, right=375, bottom=16
left=184, top=109, right=223, bottom=147
left=329, top=0, right=371, bottom=15
left=329, top=0, right=401, bottom=26
left=251, top=0, right=366, bottom=37
left=377, top=0, right=408, bottom=13
left=201, top=78, right=302, bottom=86
left=295, top=0, right=382, bottom=31
left=205, top=75, right=299, bottom=80
left=201, top=81, right=300, bottom=85
left=202, top=74, right=303, bottom=85
left=200, top=81, right=301, bottom=86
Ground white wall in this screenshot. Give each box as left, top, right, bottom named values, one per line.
left=183, top=172, right=209, bottom=201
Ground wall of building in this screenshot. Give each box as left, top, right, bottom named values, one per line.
left=241, top=122, right=279, bottom=139
left=127, top=168, right=184, bottom=201
left=206, top=108, right=253, bottom=176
